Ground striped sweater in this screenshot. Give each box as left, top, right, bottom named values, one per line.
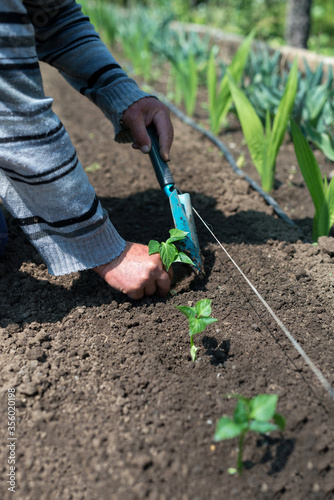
left=0, top=0, right=151, bottom=275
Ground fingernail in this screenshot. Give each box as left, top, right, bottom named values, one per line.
left=161, top=150, right=170, bottom=162
left=141, top=145, right=150, bottom=154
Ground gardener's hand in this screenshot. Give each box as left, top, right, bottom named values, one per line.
left=121, top=97, right=173, bottom=162
left=94, top=242, right=173, bottom=300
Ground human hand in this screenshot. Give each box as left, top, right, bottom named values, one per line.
left=94, top=242, right=173, bottom=300
left=121, top=97, right=173, bottom=161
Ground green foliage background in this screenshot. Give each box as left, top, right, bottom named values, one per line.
left=87, top=0, right=334, bottom=56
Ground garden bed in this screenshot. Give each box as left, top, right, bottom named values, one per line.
left=0, top=62, right=333, bottom=500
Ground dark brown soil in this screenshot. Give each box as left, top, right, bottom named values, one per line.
left=0, top=62, right=334, bottom=500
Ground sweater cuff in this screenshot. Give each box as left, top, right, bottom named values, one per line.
left=36, top=216, right=126, bottom=276
left=94, top=77, right=153, bottom=143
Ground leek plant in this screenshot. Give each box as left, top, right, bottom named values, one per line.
left=291, top=118, right=334, bottom=241
left=228, top=58, right=298, bottom=192
left=243, top=50, right=334, bottom=162
left=116, top=9, right=163, bottom=82
left=207, top=31, right=254, bottom=135
left=169, top=52, right=198, bottom=116
left=160, top=30, right=212, bottom=116
left=80, top=0, right=118, bottom=45
left=118, top=28, right=154, bottom=81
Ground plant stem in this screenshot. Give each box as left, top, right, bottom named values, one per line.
left=237, top=433, right=245, bottom=475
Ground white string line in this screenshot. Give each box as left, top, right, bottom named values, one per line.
left=193, top=206, right=334, bottom=401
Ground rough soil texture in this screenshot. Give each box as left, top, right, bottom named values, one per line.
left=1, top=62, right=334, bottom=500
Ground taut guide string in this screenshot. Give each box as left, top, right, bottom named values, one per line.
left=148, top=87, right=333, bottom=400
left=192, top=206, right=334, bottom=401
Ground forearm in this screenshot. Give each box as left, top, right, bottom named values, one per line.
left=24, top=0, right=150, bottom=142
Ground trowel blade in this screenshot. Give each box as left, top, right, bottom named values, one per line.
left=169, top=189, right=202, bottom=271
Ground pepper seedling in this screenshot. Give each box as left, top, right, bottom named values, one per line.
left=214, top=393, right=286, bottom=475
left=176, top=299, right=218, bottom=361
left=148, top=228, right=194, bottom=271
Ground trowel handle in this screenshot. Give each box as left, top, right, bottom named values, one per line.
left=147, top=124, right=175, bottom=190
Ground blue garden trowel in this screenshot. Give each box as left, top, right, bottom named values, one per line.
left=147, top=125, right=202, bottom=272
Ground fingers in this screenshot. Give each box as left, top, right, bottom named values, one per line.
left=152, top=110, right=173, bottom=162
left=94, top=242, right=172, bottom=300
left=155, top=270, right=172, bottom=297
left=121, top=97, right=173, bottom=161
left=145, top=253, right=171, bottom=298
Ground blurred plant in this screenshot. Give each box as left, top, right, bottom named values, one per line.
left=80, top=0, right=334, bottom=57
left=154, top=29, right=212, bottom=115
left=207, top=31, right=254, bottom=134
left=176, top=299, right=218, bottom=361
left=85, top=162, right=101, bottom=173
left=80, top=0, right=119, bottom=45
left=295, top=61, right=334, bottom=161
left=291, top=118, right=334, bottom=241
left=228, top=58, right=298, bottom=192
left=214, top=393, right=285, bottom=475
left=242, top=49, right=334, bottom=161
left=116, top=9, right=160, bottom=81
left=168, top=52, right=198, bottom=116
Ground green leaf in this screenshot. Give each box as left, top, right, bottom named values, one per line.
left=166, top=228, right=188, bottom=244
left=233, top=399, right=250, bottom=425
left=317, top=198, right=330, bottom=238
left=273, top=412, right=286, bottom=431
left=176, top=305, right=196, bottom=319
left=176, top=252, right=195, bottom=266
left=207, top=49, right=218, bottom=132
left=214, top=417, right=245, bottom=441
left=270, top=58, right=298, bottom=166
left=207, top=31, right=254, bottom=134
left=261, top=109, right=274, bottom=192
left=216, top=31, right=255, bottom=131
left=291, top=118, right=325, bottom=220
left=303, top=123, right=334, bottom=162
left=327, top=176, right=334, bottom=230
left=159, top=242, right=178, bottom=271
left=228, top=73, right=265, bottom=176
left=228, top=30, right=255, bottom=82
left=305, top=83, right=329, bottom=123
left=189, top=316, right=218, bottom=335
left=249, top=420, right=278, bottom=433
left=250, top=394, right=278, bottom=422
left=195, top=298, right=213, bottom=318
left=148, top=240, right=160, bottom=255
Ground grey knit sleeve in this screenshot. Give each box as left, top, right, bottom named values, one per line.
left=23, top=0, right=151, bottom=142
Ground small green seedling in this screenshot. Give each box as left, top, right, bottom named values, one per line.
left=148, top=229, right=194, bottom=271
left=291, top=117, right=334, bottom=241
left=214, top=394, right=285, bottom=475
left=176, top=299, right=218, bottom=361
left=85, top=162, right=101, bottom=173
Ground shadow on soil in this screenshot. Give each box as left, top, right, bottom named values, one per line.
left=257, top=436, right=296, bottom=475
left=240, top=436, right=296, bottom=475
